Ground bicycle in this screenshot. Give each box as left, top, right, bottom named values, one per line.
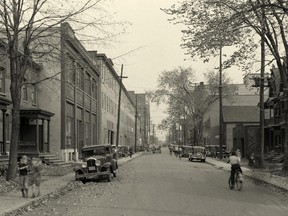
left=228, top=169, right=243, bottom=191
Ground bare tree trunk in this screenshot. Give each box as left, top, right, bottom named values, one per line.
left=198, top=117, right=204, bottom=145
left=6, top=103, right=21, bottom=180
left=6, top=49, right=22, bottom=181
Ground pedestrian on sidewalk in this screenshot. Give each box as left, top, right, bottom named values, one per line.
left=178, top=146, right=182, bottom=159
left=18, top=155, right=30, bottom=198
left=30, top=157, right=42, bottom=198
left=129, top=146, right=133, bottom=158
left=236, top=149, right=242, bottom=162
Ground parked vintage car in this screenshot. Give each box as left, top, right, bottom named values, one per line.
left=152, top=145, right=161, bottom=153
left=188, top=146, right=206, bottom=162
left=74, top=144, right=118, bottom=183
left=181, top=145, right=192, bottom=158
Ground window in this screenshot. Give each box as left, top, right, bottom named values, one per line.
left=85, top=72, right=91, bottom=95
left=66, top=117, right=73, bottom=147
left=76, top=64, right=84, bottom=90
left=31, top=84, right=37, bottom=105
left=66, top=102, right=74, bottom=148
left=66, top=56, right=75, bottom=84
left=0, top=67, right=5, bottom=93
left=22, top=77, right=28, bottom=101
left=85, top=111, right=91, bottom=146
left=92, top=114, right=97, bottom=145
left=92, top=79, right=97, bottom=99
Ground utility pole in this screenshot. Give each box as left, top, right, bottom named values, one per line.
left=152, top=123, right=155, bottom=144
left=259, top=3, right=265, bottom=168
left=116, top=64, right=127, bottom=150
left=134, top=94, right=138, bottom=153
left=219, top=44, right=223, bottom=159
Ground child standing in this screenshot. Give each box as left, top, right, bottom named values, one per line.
left=18, top=155, right=30, bottom=198
left=30, top=158, right=42, bottom=198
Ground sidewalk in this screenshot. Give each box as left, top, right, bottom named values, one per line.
left=206, top=157, right=288, bottom=191
left=0, top=152, right=143, bottom=216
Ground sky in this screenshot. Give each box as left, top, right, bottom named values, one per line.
left=88, top=0, right=247, bottom=141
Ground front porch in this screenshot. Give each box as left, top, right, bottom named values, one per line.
left=18, top=108, right=54, bottom=159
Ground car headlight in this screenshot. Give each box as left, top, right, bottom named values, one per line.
left=96, top=160, right=101, bottom=166
left=81, top=163, right=87, bottom=168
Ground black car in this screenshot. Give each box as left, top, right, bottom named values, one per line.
left=74, top=144, right=118, bottom=183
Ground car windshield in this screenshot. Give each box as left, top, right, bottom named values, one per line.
left=192, top=147, right=205, bottom=153
left=183, top=147, right=191, bottom=153
left=82, top=148, right=106, bottom=157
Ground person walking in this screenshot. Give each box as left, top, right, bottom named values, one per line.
left=18, top=155, right=30, bottom=198
left=129, top=146, right=133, bottom=158
left=178, top=146, right=182, bottom=159
left=236, top=149, right=242, bottom=162
left=30, top=157, right=42, bottom=198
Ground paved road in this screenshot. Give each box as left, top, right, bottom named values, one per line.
left=29, top=149, right=288, bottom=216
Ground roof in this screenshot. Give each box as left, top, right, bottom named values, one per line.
left=20, top=108, right=54, bottom=120
left=223, top=106, right=259, bottom=123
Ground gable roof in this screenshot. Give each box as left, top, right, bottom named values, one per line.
left=223, top=106, right=259, bottom=123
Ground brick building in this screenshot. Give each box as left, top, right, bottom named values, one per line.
left=36, top=23, right=101, bottom=161
left=89, top=52, right=137, bottom=149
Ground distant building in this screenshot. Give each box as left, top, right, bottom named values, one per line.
left=201, top=74, right=268, bottom=151
left=128, top=92, right=150, bottom=148
left=89, top=53, right=137, bottom=148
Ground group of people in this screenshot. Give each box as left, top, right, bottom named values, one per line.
left=18, top=155, right=42, bottom=198
left=169, top=145, right=182, bottom=158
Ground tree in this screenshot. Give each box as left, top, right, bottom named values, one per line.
left=0, top=0, right=125, bottom=181
left=163, top=0, right=288, bottom=171
left=152, top=67, right=237, bottom=145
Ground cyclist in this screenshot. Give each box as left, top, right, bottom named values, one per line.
left=227, top=151, right=243, bottom=186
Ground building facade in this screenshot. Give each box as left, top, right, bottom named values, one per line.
left=0, top=40, right=54, bottom=159
left=132, top=93, right=150, bottom=149
left=200, top=74, right=268, bottom=151
left=36, top=23, right=101, bottom=161
left=89, top=53, right=137, bottom=149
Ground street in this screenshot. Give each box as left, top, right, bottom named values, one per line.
left=28, top=149, right=288, bottom=216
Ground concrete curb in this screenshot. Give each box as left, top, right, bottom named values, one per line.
left=1, top=152, right=144, bottom=216
left=206, top=159, right=288, bottom=192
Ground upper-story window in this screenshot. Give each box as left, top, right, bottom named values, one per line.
left=66, top=56, right=75, bottom=84
left=92, top=79, right=97, bottom=99
left=274, top=103, right=280, bottom=117
left=76, top=64, right=84, bottom=90
left=85, top=72, right=91, bottom=95
left=22, top=77, right=28, bottom=101
left=31, top=84, right=37, bottom=105
left=0, top=66, right=6, bottom=94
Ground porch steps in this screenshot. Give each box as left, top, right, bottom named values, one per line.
left=39, top=153, right=71, bottom=167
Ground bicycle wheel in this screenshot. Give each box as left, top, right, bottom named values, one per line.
left=228, top=176, right=234, bottom=190
left=235, top=172, right=243, bottom=191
